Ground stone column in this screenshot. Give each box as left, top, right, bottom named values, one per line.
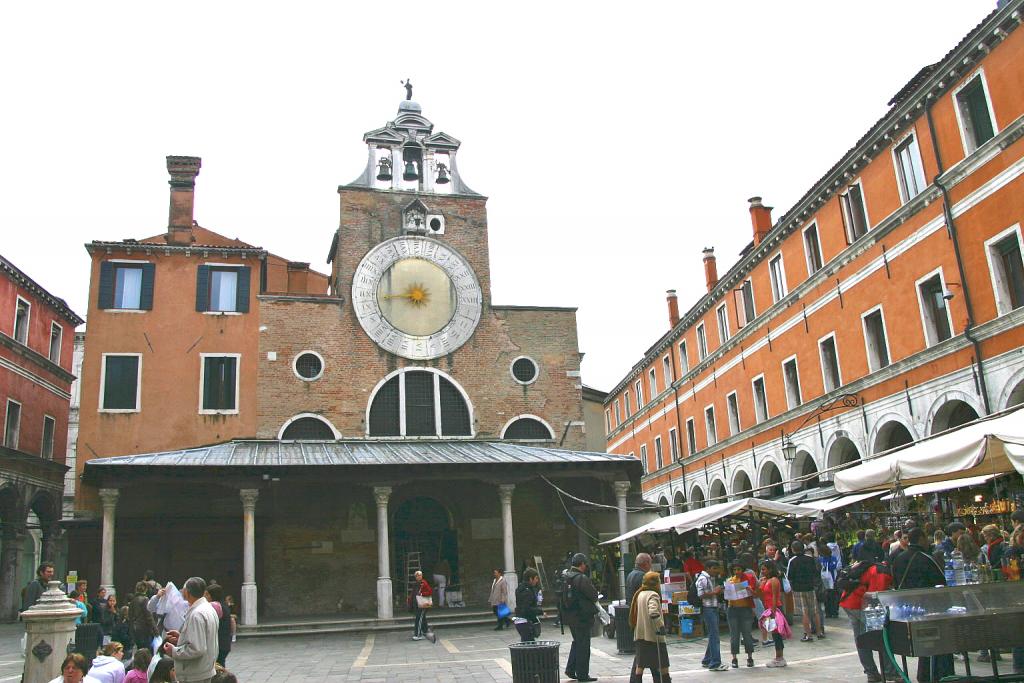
left=41, top=521, right=62, bottom=563
left=0, top=523, right=26, bottom=622
left=240, top=489, right=259, bottom=626
left=21, top=581, right=82, bottom=683
left=373, top=486, right=393, bottom=620
left=614, top=481, right=631, bottom=603
left=98, top=488, right=119, bottom=595
left=499, top=484, right=518, bottom=608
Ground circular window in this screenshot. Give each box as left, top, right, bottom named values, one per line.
left=293, top=351, right=324, bottom=381
left=510, top=356, right=538, bottom=384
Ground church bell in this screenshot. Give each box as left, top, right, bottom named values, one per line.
left=403, top=161, right=419, bottom=181
left=376, top=158, right=392, bottom=181
left=435, top=163, right=450, bottom=185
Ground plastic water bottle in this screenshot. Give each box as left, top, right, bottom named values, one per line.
left=952, top=550, right=966, bottom=586
left=965, top=562, right=978, bottom=584
left=944, top=554, right=956, bottom=587
left=536, top=590, right=543, bottom=606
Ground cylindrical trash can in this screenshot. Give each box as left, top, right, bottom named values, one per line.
left=509, top=640, right=560, bottom=683
left=74, top=623, right=103, bottom=663
left=614, top=604, right=635, bottom=654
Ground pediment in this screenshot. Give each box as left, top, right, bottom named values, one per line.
left=363, top=126, right=406, bottom=144
left=394, top=113, right=434, bottom=132
left=425, top=131, right=461, bottom=150
left=403, top=199, right=430, bottom=215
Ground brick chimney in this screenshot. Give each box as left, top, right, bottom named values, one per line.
left=287, top=262, right=311, bottom=294
left=748, top=196, right=773, bottom=246
left=166, top=156, right=201, bottom=245
left=703, top=248, right=718, bottom=292
left=666, top=289, right=680, bottom=328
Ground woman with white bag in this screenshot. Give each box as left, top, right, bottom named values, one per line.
left=758, top=561, right=788, bottom=668
left=410, top=570, right=435, bottom=642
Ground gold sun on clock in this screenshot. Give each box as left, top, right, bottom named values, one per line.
left=352, top=236, right=483, bottom=360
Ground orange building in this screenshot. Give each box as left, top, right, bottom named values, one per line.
left=605, top=4, right=1024, bottom=510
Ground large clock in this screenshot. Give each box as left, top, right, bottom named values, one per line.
left=352, top=236, right=483, bottom=360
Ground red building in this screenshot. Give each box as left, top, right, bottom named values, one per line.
left=605, top=3, right=1024, bottom=511
left=0, top=253, right=82, bottom=620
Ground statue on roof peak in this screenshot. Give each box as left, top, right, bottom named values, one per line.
left=401, top=79, right=413, bottom=101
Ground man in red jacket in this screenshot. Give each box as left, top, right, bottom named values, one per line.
left=839, top=549, right=895, bottom=683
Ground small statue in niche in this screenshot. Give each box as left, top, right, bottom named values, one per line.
left=402, top=79, right=413, bottom=100
left=406, top=212, right=425, bottom=233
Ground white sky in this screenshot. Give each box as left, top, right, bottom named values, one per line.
left=0, top=1, right=996, bottom=392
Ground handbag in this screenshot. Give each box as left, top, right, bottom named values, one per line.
left=415, top=595, right=433, bottom=609
left=496, top=602, right=511, bottom=619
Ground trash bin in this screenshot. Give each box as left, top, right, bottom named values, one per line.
left=509, top=640, right=560, bottom=683
left=614, top=603, right=635, bottom=654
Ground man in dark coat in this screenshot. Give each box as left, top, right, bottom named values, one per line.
left=625, top=553, right=652, bottom=608
left=514, top=568, right=543, bottom=642
left=21, top=562, right=55, bottom=611
left=562, top=553, right=599, bottom=682
left=892, top=527, right=952, bottom=682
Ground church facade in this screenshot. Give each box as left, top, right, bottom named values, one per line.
left=73, top=95, right=639, bottom=625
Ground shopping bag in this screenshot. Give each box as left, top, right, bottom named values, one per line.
left=595, top=602, right=611, bottom=625
left=758, top=608, right=777, bottom=633
left=496, top=602, right=511, bottom=619
left=415, top=595, right=433, bottom=609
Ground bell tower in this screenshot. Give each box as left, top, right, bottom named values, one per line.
left=330, top=86, right=491, bottom=305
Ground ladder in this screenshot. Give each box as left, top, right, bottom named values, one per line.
left=405, top=550, right=423, bottom=597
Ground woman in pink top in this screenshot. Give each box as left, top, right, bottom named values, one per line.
left=124, top=648, right=152, bottom=683
left=759, top=561, right=786, bottom=668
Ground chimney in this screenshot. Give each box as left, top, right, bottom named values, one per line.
left=287, top=262, right=311, bottom=295
left=166, top=156, right=201, bottom=245
left=703, top=248, right=718, bottom=292
left=666, top=289, right=680, bottom=328
left=748, top=196, right=773, bottom=246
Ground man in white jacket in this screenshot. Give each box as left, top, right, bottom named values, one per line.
left=162, top=577, right=219, bottom=683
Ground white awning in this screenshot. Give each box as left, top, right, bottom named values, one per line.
left=880, top=474, right=998, bottom=500
left=834, top=407, right=1024, bottom=493
left=601, top=497, right=819, bottom=545
left=802, top=490, right=885, bottom=511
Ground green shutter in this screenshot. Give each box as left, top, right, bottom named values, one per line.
left=236, top=266, right=251, bottom=313
left=195, top=266, right=210, bottom=312
left=98, top=262, right=115, bottom=309
left=140, top=263, right=156, bottom=310
left=966, top=81, right=995, bottom=146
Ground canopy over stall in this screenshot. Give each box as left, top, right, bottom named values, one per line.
left=833, top=408, right=1024, bottom=493
left=600, top=497, right=819, bottom=545
left=801, top=490, right=885, bottom=511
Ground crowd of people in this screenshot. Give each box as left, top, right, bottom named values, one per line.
left=614, top=507, right=1024, bottom=682
left=22, top=568, right=239, bottom=683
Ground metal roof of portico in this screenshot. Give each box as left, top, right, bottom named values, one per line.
left=83, top=439, right=641, bottom=474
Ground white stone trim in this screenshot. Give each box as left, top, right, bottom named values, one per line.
left=277, top=413, right=342, bottom=440
left=499, top=414, right=555, bottom=441
left=292, top=350, right=325, bottom=382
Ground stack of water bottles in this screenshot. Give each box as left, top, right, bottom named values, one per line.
left=943, top=550, right=968, bottom=586
left=863, top=597, right=887, bottom=631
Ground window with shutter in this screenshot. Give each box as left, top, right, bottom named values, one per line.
left=201, top=355, right=238, bottom=412
left=956, top=76, right=995, bottom=152
left=101, top=355, right=141, bottom=411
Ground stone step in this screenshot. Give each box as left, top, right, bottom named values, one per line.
left=237, top=607, right=560, bottom=639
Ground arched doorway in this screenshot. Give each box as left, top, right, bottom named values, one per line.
left=759, top=462, right=785, bottom=499
left=827, top=437, right=861, bottom=474
left=392, top=497, right=458, bottom=598
left=658, top=496, right=670, bottom=517
left=0, top=484, right=25, bottom=621
left=931, top=400, right=979, bottom=435
left=731, top=470, right=752, bottom=500
left=709, top=480, right=727, bottom=505
left=690, top=486, right=706, bottom=509
left=793, top=451, right=820, bottom=491
left=873, top=421, right=914, bottom=454
left=673, top=490, right=686, bottom=514
left=1006, top=380, right=1024, bottom=409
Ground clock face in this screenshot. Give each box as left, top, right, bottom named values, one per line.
left=352, top=236, right=483, bottom=360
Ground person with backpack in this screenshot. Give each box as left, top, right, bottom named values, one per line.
left=514, top=568, right=543, bottom=642
left=561, top=553, right=599, bottom=683
left=892, top=527, right=953, bottom=683
left=839, top=547, right=895, bottom=682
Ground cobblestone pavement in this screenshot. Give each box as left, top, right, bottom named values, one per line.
left=0, top=617, right=989, bottom=682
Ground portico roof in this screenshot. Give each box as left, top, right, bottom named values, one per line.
left=83, top=439, right=642, bottom=483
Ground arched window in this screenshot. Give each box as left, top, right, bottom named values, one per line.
left=502, top=416, right=554, bottom=440
left=368, top=370, right=472, bottom=437
left=281, top=416, right=336, bottom=440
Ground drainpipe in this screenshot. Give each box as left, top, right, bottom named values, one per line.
left=669, top=345, right=689, bottom=500
left=924, top=103, right=992, bottom=414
